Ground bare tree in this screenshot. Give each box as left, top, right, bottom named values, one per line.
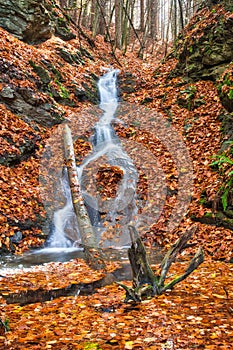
left=115, top=0, right=122, bottom=48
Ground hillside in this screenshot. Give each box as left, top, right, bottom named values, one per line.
left=0, top=3, right=233, bottom=262
left=0, top=2, right=233, bottom=349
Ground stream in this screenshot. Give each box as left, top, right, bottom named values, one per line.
left=49, top=68, right=138, bottom=249
left=0, top=69, right=142, bottom=273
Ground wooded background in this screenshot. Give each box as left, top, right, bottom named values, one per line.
left=58, top=0, right=222, bottom=55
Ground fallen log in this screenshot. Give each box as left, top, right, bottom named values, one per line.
left=1, top=273, right=116, bottom=306
left=1, top=265, right=134, bottom=306
left=63, top=124, right=105, bottom=270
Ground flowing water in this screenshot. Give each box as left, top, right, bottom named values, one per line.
left=0, top=69, right=140, bottom=273
left=49, top=69, right=138, bottom=249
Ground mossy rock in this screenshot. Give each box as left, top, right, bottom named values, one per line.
left=170, top=8, right=233, bottom=81
left=218, top=65, right=233, bottom=112
left=0, top=137, right=39, bottom=166
left=118, top=72, right=137, bottom=94
left=29, top=60, right=51, bottom=85
left=56, top=48, right=84, bottom=65
left=55, top=24, right=76, bottom=41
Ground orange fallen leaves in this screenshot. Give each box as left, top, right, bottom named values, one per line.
left=0, top=259, right=232, bottom=349
left=0, top=5, right=233, bottom=349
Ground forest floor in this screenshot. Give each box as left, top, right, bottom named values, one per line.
left=0, top=257, right=233, bottom=349
left=0, top=10, right=233, bottom=349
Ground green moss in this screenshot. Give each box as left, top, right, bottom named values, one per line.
left=29, top=60, right=51, bottom=85
left=51, top=66, right=63, bottom=82
left=228, top=88, right=233, bottom=100
left=83, top=343, right=102, bottom=350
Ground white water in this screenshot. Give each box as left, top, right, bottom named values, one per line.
left=49, top=69, right=138, bottom=248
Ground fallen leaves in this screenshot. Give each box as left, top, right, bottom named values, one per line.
left=0, top=5, right=232, bottom=260
left=0, top=5, right=233, bottom=349
left=0, top=259, right=232, bottom=349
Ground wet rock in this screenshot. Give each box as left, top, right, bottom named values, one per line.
left=56, top=48, right=84, bottom=65
left=73, top=88, right=88, bottom=102
left=80, top=82, right=99, bottom=104
left=0, top=136, right=39, bottom=166
left=29, top=61, right=51, bottom=85
left=10, top=231, right=23, bottom=244
left=220, top=93, right=233, bottom=113
left=217, top=65, right=233, bottom=113
left=118, top=72, right=138, bottom=94
left=0, top=0, right=78, bottom=44
left=54, top=23, right=76, bottom=41
left=218, top=112, right=233, bottom=142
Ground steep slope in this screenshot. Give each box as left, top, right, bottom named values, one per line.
left=117, top=5, right=233, bottom=261
left=0, top=3, right=232, bottom=262
left=0, top=23, right=120, bottom=253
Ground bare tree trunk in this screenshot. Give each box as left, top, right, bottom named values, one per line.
left=177, top=0, right=184, bottom=30
left=172, top=0, right=177, bottom=40
left=164, top=0, right=173, bottom=56
left=115, top=0, right=122, bottom=48
left=140, top=0, right=145, bottom=31
left=97, top=0, right=107, bottom=35
left=63, top=124, right=105, bottom=270
left=60, top=0, right=67, bottom=9
left=90, top=0, right=96, bottom=32
left=118, top=225, right=204, bottom=302
left=150, top=0, right=158, bottom=39
left=122, top=1, right=144, bottom=55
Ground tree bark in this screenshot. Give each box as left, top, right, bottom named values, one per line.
left=140, top=0, right=145, bottom=32
left=115, top=0, right=122, bottom=49
left=63, top=124, right=105, bottom=270
left=118, top=225, right=204, bottom=302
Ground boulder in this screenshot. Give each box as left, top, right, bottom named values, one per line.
left=0, top=0, right=54, bottom=43
left=171, top=7, right=233, bottom=81
left=0, top=84, right=65, bottom=127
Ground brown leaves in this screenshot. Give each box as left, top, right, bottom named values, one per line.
left=0, top=259, right=232, bottom=349
left=96, top=164, right=123, bottom=199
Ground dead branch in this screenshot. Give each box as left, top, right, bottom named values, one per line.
left=119, top=225, right=204, bottom=302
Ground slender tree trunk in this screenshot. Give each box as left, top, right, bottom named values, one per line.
left=63, top=124, right=106, bottom=270
left=177, top=0, right=184, bottom=30
left=115, top=0, right=122, bottom=48
left=164, top=0, right=173, bottom=56
left=90, top=0, right=95, bottom=31
left=173, top=0, right=177, bottom=40
left=60, top=0, right=67, bottom=9
left=97, top=0, right=107, bottom=35
left=140, top=0, right=145, bottom=31
left=150, top=0, right=158, bottom=39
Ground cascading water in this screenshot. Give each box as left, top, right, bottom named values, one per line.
left=49, top=69, right=138, bottom=248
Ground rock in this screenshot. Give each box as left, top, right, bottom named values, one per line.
left=56, top=48, right=84, bottom=65
left=55, top=22, right=76, bottom=41
left=29, top=61, right=51, bottom=85
left=217, top=64, right=233, bottom=113
left=220, top=94, right=233, bottom=113
left=80, top=82, right=99, bottom=104
left=10, top=231, right=23, bottom=243
left=0, top=0, right=54, bottom=43
left=0, top=85, right=65, bottom=127
left=171, top=9, right=233, bottom=81
left=0, top=86, right=15, bottom=99
left=0, top=0, right=77, bottom=44
left=118, top=72, right=138, bottom=94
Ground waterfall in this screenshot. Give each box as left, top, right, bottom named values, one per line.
left=49, top=69, right=138, bottom=248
